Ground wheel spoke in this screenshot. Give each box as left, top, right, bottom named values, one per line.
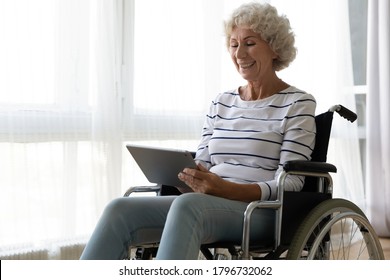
left=286, top=199, right=384, bottom=260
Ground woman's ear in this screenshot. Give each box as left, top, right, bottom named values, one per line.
left=272, top=49, right=279, bottom=60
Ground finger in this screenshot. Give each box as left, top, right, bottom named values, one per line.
left=178, top=171, right=190, bottom=182
left=183, top=166, right=210, bottom=180
left=197, top=163, right=209, bottom=172
left=182, top=168, right=199, bottom=177
left=178, top=171, right=197, bottom=185
left=178, top=172, right=199, bottom=191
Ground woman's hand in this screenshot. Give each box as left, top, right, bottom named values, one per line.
left=178, top=163, right=262, bottom=202
left=178, top=163, right=224, bottom=196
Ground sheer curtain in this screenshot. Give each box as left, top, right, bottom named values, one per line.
left=0, top=0, right=123, bottom=258
left=366, top=0, right=390, bottom=236
left=271, top=0, right=365, bottom=208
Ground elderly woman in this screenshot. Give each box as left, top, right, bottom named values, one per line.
left=80, top=2, right=316, bottom=260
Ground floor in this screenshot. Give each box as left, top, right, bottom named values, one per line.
left=380, top=238, right=390, bottom=260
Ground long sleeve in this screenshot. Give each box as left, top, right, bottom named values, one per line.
left=194, top=86, right=316, bottom=201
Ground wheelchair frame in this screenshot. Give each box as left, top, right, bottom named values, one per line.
left=125, top=105, right=384, bottom=260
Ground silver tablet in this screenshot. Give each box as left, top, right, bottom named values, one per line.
left=126, top=144, right=197, bottom=189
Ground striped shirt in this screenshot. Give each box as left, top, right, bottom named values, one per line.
left=195, top=86, right=316, bottom=201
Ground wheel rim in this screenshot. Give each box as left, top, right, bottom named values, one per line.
left=308, top=211, right=383, bottom=260
left=286, top=199, right=384, bottom=260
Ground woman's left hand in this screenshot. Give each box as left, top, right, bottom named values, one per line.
left=178, top=164, right=225, bottom=196
left=178, top=163, right=262, bottom=202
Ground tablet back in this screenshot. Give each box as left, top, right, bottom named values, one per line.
left=126, top=144, right=197, bottom=189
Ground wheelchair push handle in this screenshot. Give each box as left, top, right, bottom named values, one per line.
left=329, top=104, right=357, bottom=123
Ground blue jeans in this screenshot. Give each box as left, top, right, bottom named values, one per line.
left=80, top=193, right=275, bottom=260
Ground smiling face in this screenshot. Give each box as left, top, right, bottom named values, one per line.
left=228, top=27, right=278, bottom=82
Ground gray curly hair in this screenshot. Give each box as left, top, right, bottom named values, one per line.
left=224, top=2, right=297, bottom=71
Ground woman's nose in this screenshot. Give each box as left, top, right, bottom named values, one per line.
left=236, top=45, right=247, bottom=59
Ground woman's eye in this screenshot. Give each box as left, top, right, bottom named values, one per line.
left=229, top=41, right=255, bottom=48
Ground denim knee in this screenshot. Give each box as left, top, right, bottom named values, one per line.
left=104, top=197, right=129, bottom=216
left=168, top=193, right=206, bottom=219
left=99, top=197, right=135, bottom=227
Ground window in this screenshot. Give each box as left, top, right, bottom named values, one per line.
left=0, top=0, right=123, bottom=253
left=349, top=0, right=368, bottom=183
left=0, top=0, right=94, bottom=142
left=122, top=0, right=246, bottom=141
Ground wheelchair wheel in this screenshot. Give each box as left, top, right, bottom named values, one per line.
left=287, top=198, right=384, bottom=260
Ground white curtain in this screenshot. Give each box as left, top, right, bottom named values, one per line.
left=271, top=0, right=365, bottom=209
left=366, top=0, right=390, bottom=236
left=0, top=0, right=123, bottom=257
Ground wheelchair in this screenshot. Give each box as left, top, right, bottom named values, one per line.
left=124, top=104, right=384, bottom=260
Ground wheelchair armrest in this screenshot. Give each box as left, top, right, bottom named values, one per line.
left=283, top=160, right=337, bottom=174
left=123, top=184, right=162, bottom=197
left=242, top=160, right=336, bottom=259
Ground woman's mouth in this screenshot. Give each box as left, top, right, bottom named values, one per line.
left=239, top=62, right=256, bottom=69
